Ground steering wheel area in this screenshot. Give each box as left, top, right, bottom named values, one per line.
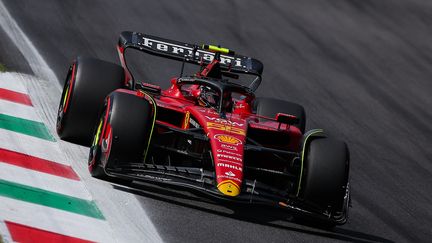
left=177, top=77, right=254, bottom=113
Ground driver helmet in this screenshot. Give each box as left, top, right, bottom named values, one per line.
left=197, top=86, right=220, bottom=108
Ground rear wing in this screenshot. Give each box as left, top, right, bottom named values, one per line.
left=117, top=31, right=263, bottom=87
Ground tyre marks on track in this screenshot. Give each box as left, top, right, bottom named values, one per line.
left=0, top=74, right=114, bottom=242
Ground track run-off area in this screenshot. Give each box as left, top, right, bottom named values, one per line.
left=0, top=1, right=162, bottom=242
left=0, top=72, right=162, bottom=242
left=1, top=0, right=432, bottom=242
left=0, top=73, right=111, bottom=242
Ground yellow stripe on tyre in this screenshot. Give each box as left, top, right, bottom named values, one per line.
left=92, top=119, right=104, bottom=147
left=296, top=129, right=325, bottom=197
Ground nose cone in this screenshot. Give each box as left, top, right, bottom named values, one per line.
left=217, top=180, right=240, bottom=197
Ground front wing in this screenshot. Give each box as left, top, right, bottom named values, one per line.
left=105, top=163, right=349, bottom=225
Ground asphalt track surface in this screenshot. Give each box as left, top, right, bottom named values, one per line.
left=1, top=0, right=432, bottom=242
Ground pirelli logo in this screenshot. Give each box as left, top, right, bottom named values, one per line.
left=207, top=122, right=246, bottom=135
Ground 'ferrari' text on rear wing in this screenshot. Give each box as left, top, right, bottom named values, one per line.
left=118, top=31, right=264, bottom=76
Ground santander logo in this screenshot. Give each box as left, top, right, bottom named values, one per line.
left=205, top=116, right=244, bottom=127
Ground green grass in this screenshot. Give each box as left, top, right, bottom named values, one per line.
left=0, top=63, right=6, bottom=72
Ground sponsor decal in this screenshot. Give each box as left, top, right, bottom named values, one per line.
left=235, top=103, right=245, bottom=109
left=140, top=37, right=243, bottom=67
left=217, top=162, right=242, bottom=171
left=217, top=159, right=243, bottom=166
left=205, top=116, right=244, bottom=127
left=221, top=143, right=238, bottom=151
left=216, top=149, right=242, bottom=157
left=249, top=122, right=276, bottom=131
left=189, top=117, right=200, bottom=128
left=196, top=108, right=218, bottom=114
left=217, top=154, right=242, bottom=162
left=182, top=111, right=190, bottom=129
left=225, top=171, right=236, bottom=177
left=207, top=122, right=245, bottom=135
left=217, top=175, right=241, bottom=182
left=214, top=134, right=242, bottom=145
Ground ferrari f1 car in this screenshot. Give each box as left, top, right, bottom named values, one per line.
left=56, top=31, right=350, bottom=226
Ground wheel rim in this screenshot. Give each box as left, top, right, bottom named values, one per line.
left=88, top=97, right=111, bottom=173
left=88, top=117, right=104, bottom=171
left=57, top=64, right=75, bottom=131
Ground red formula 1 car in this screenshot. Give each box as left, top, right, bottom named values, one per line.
left=56, top=31, right=350, bottom=226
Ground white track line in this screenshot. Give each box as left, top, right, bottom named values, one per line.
left=0, top=2, right=58, bottom=85
left=0, top=99, right=41, bottom=122
left=0, top=129, right=67, bottom=165
left=0, top=73, right=28, bottom=93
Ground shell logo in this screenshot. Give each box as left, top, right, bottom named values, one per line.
left=214, top=134, right=242, bottom=145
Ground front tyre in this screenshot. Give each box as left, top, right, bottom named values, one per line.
left=88, top=90, right=155, bottom=178
left=299, top=137, right=350, bottom=226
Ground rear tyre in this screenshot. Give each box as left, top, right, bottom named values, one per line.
left=300, top=138, right=350, bottom=225
left=56, top=57, right=124, bottom=146
left=254, top=97, right=306, bottom=133
left=88, top=90, right=155, bottom=179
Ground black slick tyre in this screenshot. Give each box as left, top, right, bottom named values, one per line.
left=254, top=97, right=306, bottom=133
left=88, top=90, right=155, bottom=178
left=56, top=57, right=124, bottom=146
left=300, top=138, right=350, bottom=220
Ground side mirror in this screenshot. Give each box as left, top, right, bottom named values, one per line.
left=276, top=113, right=299, bottom=125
